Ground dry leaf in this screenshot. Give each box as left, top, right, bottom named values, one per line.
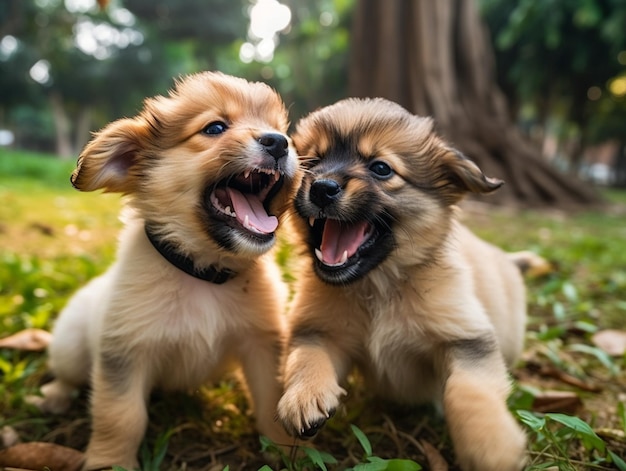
left=538, top=365, right=602, bottom=392
left=592, top=329, right=626, bottom=356
left=0, top=442, right=84, bottom=470
left=532, top=390, right=582, bottom=414
left=420, top=439, right=449, bottom=471
left=0, top=328, right=52, bottom=351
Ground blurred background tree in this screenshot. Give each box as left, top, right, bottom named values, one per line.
left=481, top=0, right=626, bottom=187
left=1, top=0, right=624, bottom=199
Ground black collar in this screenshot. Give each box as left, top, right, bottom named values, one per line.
left=144, top=225, right=237, bottom=284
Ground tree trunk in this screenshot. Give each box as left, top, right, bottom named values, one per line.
left=49, top=92, right=73, bottom=159
left=349, top=0, right=602, bottom=208
left=74, top=106, right=92, bottom=156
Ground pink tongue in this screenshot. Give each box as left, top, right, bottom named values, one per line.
left=320, top=220, right=370, bottom=265
left=226, top=188, right=278, bottom=234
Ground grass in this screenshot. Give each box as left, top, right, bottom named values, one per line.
left=1, top=149, right=625, bottom=470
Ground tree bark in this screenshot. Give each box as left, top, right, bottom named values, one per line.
left=74, top=106, right=92, bottom=155
left=349, top=0, right=602, bottom=208
left=49, top=92, right=73, bottom=159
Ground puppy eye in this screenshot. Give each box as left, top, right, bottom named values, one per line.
left=203, top=121, right=228, bottom=135
left=369, top=161, right=393, bottom=179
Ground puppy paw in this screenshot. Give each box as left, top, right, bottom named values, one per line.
left=277, top=382, right=345, bottom=439
left=454, top=415, right=526, bottom=471
left=25, top=380, right=76, bottom=414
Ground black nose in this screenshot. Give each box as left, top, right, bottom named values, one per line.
left=258, top=133, right=288, bottom=161
left=310, top=179, right=342, bottom=208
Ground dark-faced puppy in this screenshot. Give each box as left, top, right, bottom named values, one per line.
left=31, top=72, right=298, bottom=470
left=278, top=98, right=527, bottom=471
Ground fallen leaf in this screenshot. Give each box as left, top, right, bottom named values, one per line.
left=0, top=442, right=83, bottom=471
left=595, top=428, right=626, bottom=441
left=591, top=329, right=626, bottom=356
left=532, top=390, right=582, bottom=414
left=0, top=329, right=52, bottom=351
left=420, top=440, right=448, bottom=471
left=538, top=365, right=602, bottom=392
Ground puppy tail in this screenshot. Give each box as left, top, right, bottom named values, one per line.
left=508, top=250, right=554, bottom=277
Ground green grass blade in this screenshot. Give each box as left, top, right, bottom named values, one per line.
left=351, top=424, right=373, bottom=457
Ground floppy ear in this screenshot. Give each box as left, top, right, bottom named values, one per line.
left=439, top=149, right=503, bottom=204
left=70, top=117, right=147, bottom=194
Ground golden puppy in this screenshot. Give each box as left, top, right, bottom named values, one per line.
left=32, top=72, right=298, bottom=470
left=277, top=98, right=527, bottom=471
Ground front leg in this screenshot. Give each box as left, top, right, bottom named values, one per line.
left=441, top=336, right=526, bottom=471
left=239, top=332, right=294, bottom=447
left=277, top=339, right=350, bottom=439
left=83, top=351, right=150, bottom=471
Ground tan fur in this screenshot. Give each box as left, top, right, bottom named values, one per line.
left=278, top=98, right=527, bottom=471
left=31, top=72, right=299, bottom=470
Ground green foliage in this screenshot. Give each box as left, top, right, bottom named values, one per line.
left=260, top=426, right=422, bottom=471
left=517, top=411, right=626, bottom=471
left=139, top=430, right=173, bottom=471
left=260, top=435, right=338, bottom=471
left=479, top=0, right=626, bottom=148
left=345, top=425, right=422, bottom=471
left=0, top=150, right=76, bottom=189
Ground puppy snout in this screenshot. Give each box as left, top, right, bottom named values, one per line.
left=258, top=132, right=288, bottom=161
left=310, top=179, right=341, bottom=208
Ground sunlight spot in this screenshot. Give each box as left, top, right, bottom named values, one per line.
left=609, top=77, right=626, bottom=97
left=109, top=7, right=135, bottom=27
left=256, top=38, right=275, bottom=61
left=242, top=0, right=291, bottom=63
left=249, top=0, right=291, bottom=39
left=0, top=130, right=14, bottom=146
left=0, top=35, right=18, bottom=60
left=320, top=11, right=334, bottom=27
left=65, top=0, right=95, bottom=13
left=34, top=288, right=48, bottom=298
left=29, top=60, right=51, bottom=85
left=239, top=42, right=255, bottom=63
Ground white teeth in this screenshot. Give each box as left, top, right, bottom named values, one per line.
left=314, top=248, right=349, bottom=267
left=339, top=250, right=348, bottom=265
left=243, top=214, right=263, bottom=234
left=309, top=217, right=315, bottom=227
left=315, top=248, right=323, bottom=262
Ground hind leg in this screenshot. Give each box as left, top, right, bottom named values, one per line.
left=29, top=277, right=106, bottom=413
left=441, top=336, right=526, bottom=471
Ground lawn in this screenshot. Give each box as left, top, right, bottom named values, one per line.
left=0, top=150, right=625, bottom=470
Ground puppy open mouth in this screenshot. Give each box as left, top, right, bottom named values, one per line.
left=208, top=167, right=283, bottom=238
left=311, top=218, right=375, bottom=267
left=305, top=212, right=394, bottom=284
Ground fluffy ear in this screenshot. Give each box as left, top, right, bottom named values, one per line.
left=70, top=117, right=147, bottom=193
left=439, top=149, right=503, bottom=204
